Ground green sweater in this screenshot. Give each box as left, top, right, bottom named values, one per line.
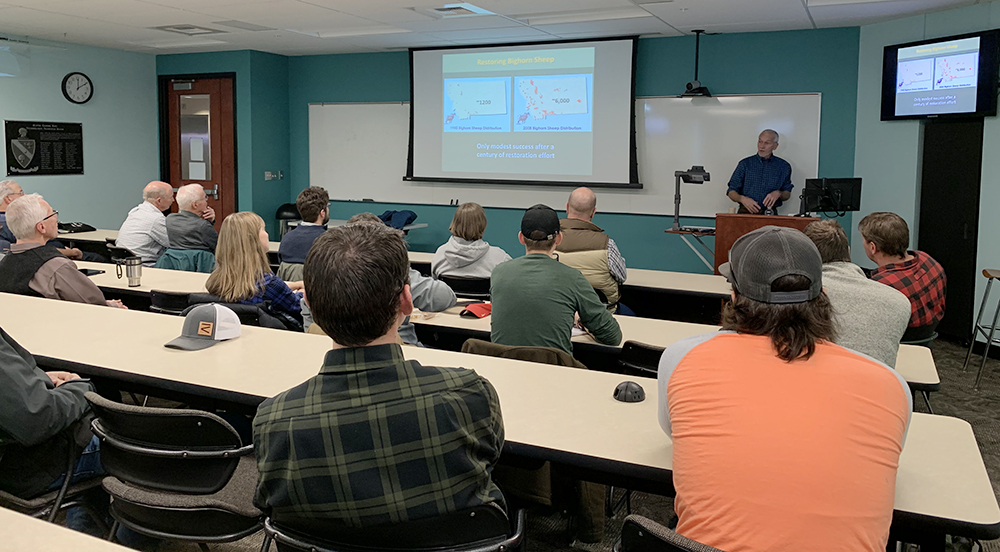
left=490, top=253, right=622, bottom=354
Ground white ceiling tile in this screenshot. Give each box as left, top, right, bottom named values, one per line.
left=188, top=0, right=364, bottom=30
left=473, top=0, right=638, bottom=17
left=37, top=1, right=221, bottom=27
left=532, top=16, right=676, bottom=36
left=425, top=25, right=552, bottom=41
left=808, top=0, right=973, bottom=27
left=137, top=0, right=277, bottom=10
left=347, top=32, right=454, bottom=50
left=643, top=0, right=812, bottom=30
left=394, top=14, right=524, bottom=32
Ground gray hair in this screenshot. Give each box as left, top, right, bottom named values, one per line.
left=176, top=184, right=206, bottom=211
left=6, top=193, right=47, bottom=240
left=0, top=180, right=19, bottom=203
left=761, top=129, right=779, bottom=143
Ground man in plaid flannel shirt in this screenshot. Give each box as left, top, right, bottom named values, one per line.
left=253, top=223, right=505, bottom=528
left=859, top=212, right=946, bottom=339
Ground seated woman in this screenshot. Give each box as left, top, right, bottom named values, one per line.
left=206, top=212, right=304, bottom=330
left=432, top=202, right=511, bottom=279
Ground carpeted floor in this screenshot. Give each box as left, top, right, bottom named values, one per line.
left=129, top=337, right=1000, bottom=551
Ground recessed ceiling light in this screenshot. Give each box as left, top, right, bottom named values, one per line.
left=212, top=20, right=275, bottom=32
left=152, top=25, right=226, bottom=36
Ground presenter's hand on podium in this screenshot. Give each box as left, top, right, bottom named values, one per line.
left=762, top=190, right=782, bottom=209
left=739, top=195, right=761, bottom=214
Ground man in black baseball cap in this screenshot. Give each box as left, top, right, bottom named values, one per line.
left=491, top=203, right=621, bottom=355
left=655, top=225, right=912, bottom=552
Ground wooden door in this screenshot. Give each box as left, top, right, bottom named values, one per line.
left=165, top=77, right=236, bottom=227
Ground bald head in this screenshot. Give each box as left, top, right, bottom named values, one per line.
left=566, top=187, right=597, bottom=221
left=142, top=181, right=174, bottom=212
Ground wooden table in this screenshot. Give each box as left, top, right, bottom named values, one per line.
left=0, top=507, right=131, bottom=551
left=0, top=292, right=994, bottom=544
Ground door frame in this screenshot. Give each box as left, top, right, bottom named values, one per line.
left=157, top=72, right=239, bottom=211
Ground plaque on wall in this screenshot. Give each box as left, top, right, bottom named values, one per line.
left=5, top=120, right=84, bottom=176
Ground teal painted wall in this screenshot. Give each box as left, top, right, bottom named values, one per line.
left=283, top=28, right=860, bottom=272
left=0, top=40, right=158, bottom=230
left=156, top=50, right=291, bottom=237
left=852, top=0, right=1000, bottom=339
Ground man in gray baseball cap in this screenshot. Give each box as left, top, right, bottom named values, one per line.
left=654, top=225, right=912, bottom=552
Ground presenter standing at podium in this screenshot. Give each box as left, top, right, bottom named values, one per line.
left=726, top=129, right=792, bottom=214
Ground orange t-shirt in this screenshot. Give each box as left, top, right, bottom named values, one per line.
left=658, top=332, right=911, bottom=552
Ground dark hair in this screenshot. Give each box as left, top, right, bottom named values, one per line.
left=523, top=234, right=557, bottom=251
left=296, top=187, right=329, bottom=223
left=721, top=274, right=836, bottom=362
left=449, top=203, right=487, bottom=241
left=303, top=224, right=410, bottom=347
left=858, top=212, right=909, bottom=258
left=346, top=212, right=384, bottom=226
left=803, top=219, right=851, bottom=263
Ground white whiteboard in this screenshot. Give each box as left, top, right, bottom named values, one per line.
left=308, top=94, right=821, bottom=217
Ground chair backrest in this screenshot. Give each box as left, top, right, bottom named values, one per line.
left=618, top=341, right=666, bottom=378
left=438, top=276, right=491, bottom=300
left=107, top=243, right=139, bottom=263
left=154, top=249, right=216, bottom=273
left=268, top=505, right=524, bottom=552
left=85, top=392, right=250, bottom=495
left=461, top=338, right=587, bottom=370
left=619, top=515, right=724, bottom=552
left=186, top=294, right=288, bottom=330
left=150, top=290, right=191, bottom=315
left=276, top=262, right=304, bottom=283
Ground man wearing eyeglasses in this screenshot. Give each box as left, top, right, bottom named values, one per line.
left=0, top=194, right=125, bottom=308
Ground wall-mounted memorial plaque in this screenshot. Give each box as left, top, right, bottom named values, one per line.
left=5, top=120, right=84, bottom=176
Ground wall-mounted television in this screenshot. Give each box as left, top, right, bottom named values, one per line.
left=881, top=30, right=1000, bottom=121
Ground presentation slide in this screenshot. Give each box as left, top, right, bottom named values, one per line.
left=895, top=36, right=980, bottom=117
left=410, top=39, right=637, bottom=186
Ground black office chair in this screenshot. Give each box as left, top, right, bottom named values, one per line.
left=261, top=505, right=525, bottom=552
left=186, top=294, right=302, bottom=332
left=85, top=392, right=262, bottom=547
left=438, top=276, right=491, bottom=300
left=617, top=515, right=724, bottom=552
left=106, top=239, right=138, bottom=263
left=0, top=429, right=106, bottom=527
left=618, top=341, right=666, bottom=379
left=149, top=290, right=191, bottom=316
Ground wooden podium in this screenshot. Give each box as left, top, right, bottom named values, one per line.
left=713, top=214, right=819, bottom=274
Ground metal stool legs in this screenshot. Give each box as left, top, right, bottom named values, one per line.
left=962, top=273, right=1000, bottom=389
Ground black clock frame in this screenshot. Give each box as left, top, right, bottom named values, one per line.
left=61, top=72, right=93, bottom=105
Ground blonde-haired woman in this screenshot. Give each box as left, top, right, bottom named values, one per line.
left=206, top=212, right=304, bottom=328
left=432, top=202, right=510, bottom=279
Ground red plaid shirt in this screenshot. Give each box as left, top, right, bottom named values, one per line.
left=870, top=250, right=946, bottom=328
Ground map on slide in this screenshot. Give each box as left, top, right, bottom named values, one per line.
left=445, top=79, right=507, bottom=120
left=897, top=58, right=934, bottom=93
left=514, top=74, right=592, bottom=132
left=934, top=52, right=978, bottom=89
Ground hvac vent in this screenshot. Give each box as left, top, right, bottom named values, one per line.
left=422, top=3, right=494, bottom=18
left=153, top=25, right=226, bottom=36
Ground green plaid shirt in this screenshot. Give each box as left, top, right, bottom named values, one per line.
left=253, top=343, right=506, bottom=527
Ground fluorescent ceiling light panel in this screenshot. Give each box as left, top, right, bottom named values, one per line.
left=152, top=24, right=226, bottom=35
left=212, top=20, right=276, bottom=31
left=127, top=37, right=228, bottom=47
left=807, top=0, right=897, bottom=4
left=420, top=2, right=495, bottom=18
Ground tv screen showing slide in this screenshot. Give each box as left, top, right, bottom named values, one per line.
left=881, top=30, right=1000, bottom=120
left=408, top=38, right=640, bottom=188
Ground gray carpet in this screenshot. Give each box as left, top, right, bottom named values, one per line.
left=136, top=337, right=1000, bottom=551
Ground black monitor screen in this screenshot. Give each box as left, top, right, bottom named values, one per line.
left=803, top=178, right=862, bottom=213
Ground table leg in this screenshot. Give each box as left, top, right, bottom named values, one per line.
left=679, top=235, right=713, bottom=272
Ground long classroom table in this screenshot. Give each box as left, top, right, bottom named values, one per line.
left=72, top=229, right=730, bottom=323
left=0, top=507, right=131, bottom=551
left=0, top=292, right=995, bottom=546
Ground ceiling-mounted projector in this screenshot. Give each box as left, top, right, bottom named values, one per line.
left=679, top=30, right=712, bottom=98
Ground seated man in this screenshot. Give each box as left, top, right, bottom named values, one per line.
left=277, top=186, right=329, bottom=281
left=166, top=184, right=218, bottom=252
left=0, top=194, right=125, bottom=308
left=859, top=212, right=946, bottom=340
left=491, top=204, right=621, bottom=354
left=254, top=222, right=505, bottom=527
left=804, top=219, right=910, bottom=367
left=555, top=187, right=626, bottom=307
left=116, top=181, right=174, bottom=266
left=658, top=226, right=911, bottom=552
left=343, top=212, right=455, bottom=345
left=0, top=325, right=97, bottom=499
left=0, top=179, right=25, bottom=251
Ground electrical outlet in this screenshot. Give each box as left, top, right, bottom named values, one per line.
left=264, top=171, right=277, bottom=181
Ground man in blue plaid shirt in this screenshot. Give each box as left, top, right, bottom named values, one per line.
left=253, top=223, right=506, bottom=529
left=727, top=130, right=793, bottom=214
